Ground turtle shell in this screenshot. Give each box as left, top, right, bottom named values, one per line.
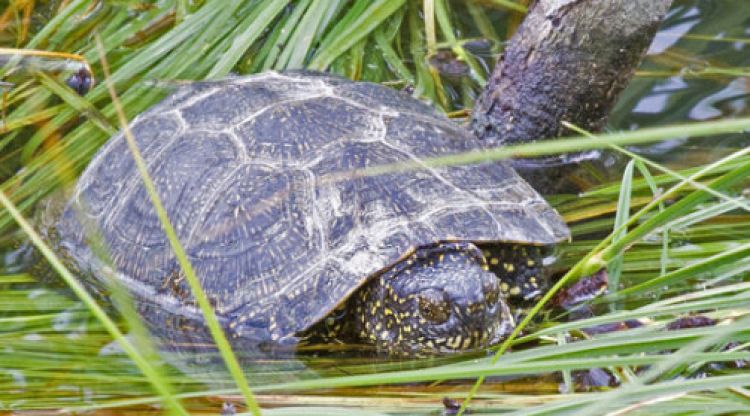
left=54, top=72, right=569, bottom=343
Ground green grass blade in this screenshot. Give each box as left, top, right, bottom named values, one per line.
left=309, top=0, right=407, bottom=70
left=604, top=242, right=750, bottom=301
left=609, top=159, right=634, bottom=308
left=434, top=0, right=486, bottom=85
left=602, top=158, right=750, bottom=261
left=277, top=0, right=330, bottom=69
left=372, top=11, right=414, bottom=83
left=573, top=315, right=750, bottom=416
left=15, top=0, right=92, bottom=51
left=35, top=71, right=117, bottom=136
left=563, top=122, right=750, bottom=213
left=257, top=0, right=313, bottom=71
left=207, top=0, right=290, bottom=77
left=0, top=192, right=188, bottom=415
left=360, top=117, right=750, bottom=177
left=633, top=160, right=669, bottom=276
left=424, top=0, right=437, bottom=57
left=485, top=0, right=528, bottom=13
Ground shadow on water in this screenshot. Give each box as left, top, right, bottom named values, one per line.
left=1, top=0, right=749, bottom=413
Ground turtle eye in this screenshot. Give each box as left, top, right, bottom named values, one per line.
left=485, top=286, right=499, bottom=306
left=417, top=289, right=450, bottom=324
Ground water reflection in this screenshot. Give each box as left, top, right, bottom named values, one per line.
left=610, top=0, right=749, bottom=162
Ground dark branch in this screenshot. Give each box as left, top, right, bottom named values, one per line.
left=472, top=0, right=672, bottom=149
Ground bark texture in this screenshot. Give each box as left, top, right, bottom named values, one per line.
left=471, top=0, right=672, bottom=191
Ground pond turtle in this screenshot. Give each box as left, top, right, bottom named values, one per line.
left=47, top=72, right=569, bottom=356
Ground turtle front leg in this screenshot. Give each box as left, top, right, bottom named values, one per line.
left=480, top=244, right=552, bottom=304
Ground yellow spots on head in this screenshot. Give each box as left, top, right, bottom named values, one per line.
left=490, top=257, right=500, bottom=266
left=461, top=336, right=472, bottom=350
left=438, top=254, right=445, bottom=263
left=527, top=259, right=536, bottom=267
left=509, top=286, right=521, bottom=296
left=500, top=282, right=510, bottom=293
left=504, top=263, right=515, bottom=273
left=380, top=331, right=389, bottom=340
left=482, top=249, right=491, bottom=258
left=446, top=336, right=462, bottom=349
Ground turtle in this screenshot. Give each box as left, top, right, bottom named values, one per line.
left=45, top=71, right=570, bottom=356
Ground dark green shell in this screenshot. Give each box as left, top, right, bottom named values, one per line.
left=54, top=72, right=569, bottom=343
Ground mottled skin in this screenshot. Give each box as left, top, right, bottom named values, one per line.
left=49, top=72, right=569, bottom=356
left=306, top=242, right=516, bottom=355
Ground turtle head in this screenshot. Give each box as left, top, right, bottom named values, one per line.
left=352, top=242, right=515, bottom=356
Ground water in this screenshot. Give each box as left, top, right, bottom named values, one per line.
left=611, top=1, right=749, bottom=161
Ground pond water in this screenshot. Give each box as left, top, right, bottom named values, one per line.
left=611, top=0, right=749, bottom=163
left=0, top=0, right=748, bottom=413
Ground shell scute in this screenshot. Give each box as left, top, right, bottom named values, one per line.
left=381, top=113, right=476, bottom=157
left=187, top=164, right=323, bottom=315
left=238, top=96, right=375, bottom=161
left=103, top=131, right=239, bottom=286
left=179, top=84, right=279, bottom=131
left=75, top=114, right=183, bottom=219
left=335, top=81, right=440, bottom=116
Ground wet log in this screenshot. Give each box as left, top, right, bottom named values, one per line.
left=471, top=0, right=673, bottom=192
